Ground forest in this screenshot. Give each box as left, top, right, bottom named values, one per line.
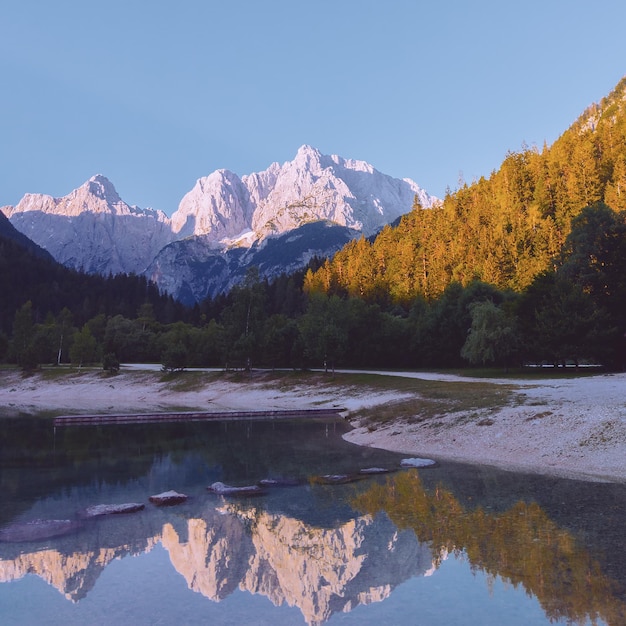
left=3, top=79, right=626, bottom=372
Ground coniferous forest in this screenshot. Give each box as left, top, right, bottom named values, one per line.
left=3, top=78, right=626, bottom=372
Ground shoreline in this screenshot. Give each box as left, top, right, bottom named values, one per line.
left=342, top=370, right=626, bottom=484
left=1, top=367, right=625, bottom=484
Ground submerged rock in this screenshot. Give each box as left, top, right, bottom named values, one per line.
left=400, top=458, right=437, bottom=468
left=78, top=503, right=145, bottom=519
left=149, top=491, right=189, bottom=506
left=311, top=474, right=361, bottom=485
left=0, top=519, right=81, bottom=543
left=258, top=478, right=302, bottom=487
left=207, top=482, right=266, bottom=496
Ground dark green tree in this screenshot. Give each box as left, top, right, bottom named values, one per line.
left=11, top=301, right=36, bottom=369
left=70, top=325, right=98, bottom=367
left=518, top=272, right=614, bottom=366
left=461, top=300, right=520, bottom=369
left=298, top=293, right=348, bottom=372
left=222, top=267, right=268, bottom=370
left=102, top=352, right=120, bottom=374
left=161, top=341, right=188, bottom=373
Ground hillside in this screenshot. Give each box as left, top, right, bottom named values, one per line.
left=304, top=77, right=626, bottom=303
left=0, top=225, right=184, bottom=339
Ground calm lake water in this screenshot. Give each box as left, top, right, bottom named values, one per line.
left=1, top=415, right=625, bottom=625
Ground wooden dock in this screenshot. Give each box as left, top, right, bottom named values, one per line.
left=53, top=407, right=346, bottom=427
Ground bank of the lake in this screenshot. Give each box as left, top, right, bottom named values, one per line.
left=1, top=366, right=624, bottom=484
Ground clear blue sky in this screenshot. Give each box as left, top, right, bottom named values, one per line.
left=2, top=0, right=625, bottom=215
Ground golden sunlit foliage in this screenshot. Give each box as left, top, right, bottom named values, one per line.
left=305, top=77, right=626, bottom=305
left=352, top=472, right=626, bottom=625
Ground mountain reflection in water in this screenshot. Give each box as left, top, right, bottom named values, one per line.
left=1, top=417, right=625, bottom=625
left=0, top=499, right=431, bottom=624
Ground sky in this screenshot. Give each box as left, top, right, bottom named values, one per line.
left=2, top=0, right=626, bottom=216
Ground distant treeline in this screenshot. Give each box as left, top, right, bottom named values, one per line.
left=3, top=79, right=626, bottom=371
left=2, top=201, right=625, bottom=371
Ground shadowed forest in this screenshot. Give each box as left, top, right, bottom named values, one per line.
left=2, top=79, right=626, bottom=372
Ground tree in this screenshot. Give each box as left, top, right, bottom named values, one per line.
left=298, top=293, right=348, bottom=372
left=102, top=352, right=120, bottom=374
left=70, top=325, right=98, bottom=368
left=560, top=202, right=626, bottom=318
left=518, top=272, right=614, bottom=366
left=461, top=300, right=520, bottom=369
left=161, top=341, right=188, bottom=373
left=54, top=308, right=75, bottom=365
left=0, top=332, right=8, bottom=362
left=222, top=267, right=268, bottom=369
left=261, top=314, right=300, bottom=369
left=11, top=301, right=36, bottom=369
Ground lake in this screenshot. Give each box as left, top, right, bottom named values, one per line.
left=0, top=415, right=624, bottom=625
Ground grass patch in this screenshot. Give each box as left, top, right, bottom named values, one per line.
left=0, top=367, right=531, bottom=428
left=443, top=366, right=606, bottom=380
left=351, top=377, right=516, bottom=428
left=158, top=370, right=222, bottom=392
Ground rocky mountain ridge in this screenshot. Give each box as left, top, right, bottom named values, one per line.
left=1, top=146, right=435, bottom=301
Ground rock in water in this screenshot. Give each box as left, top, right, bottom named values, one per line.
left=207, top=481, right=266, bottom=496
left=78, top=503, right=145, bottom=519
left=257, top=478, right=301, bottom=487
left=149, top=491, right=188, bottom=506
left=0, top=519, right=81, bottom=543
left=311, top=474, right=362, bottom=485
left=400, top=458, right=437, bottom=468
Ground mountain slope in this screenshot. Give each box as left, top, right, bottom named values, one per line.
left=304, top=76, right=626, bottom=303
left=0, top=211, right=54, bottom=262
left=0, top=219, right=182, bottom=338
left=148, top=222, right=360, bottom=305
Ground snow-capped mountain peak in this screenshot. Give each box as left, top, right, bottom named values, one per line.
left=84, top=174, right=122, bottom=204
left=2, top=145, right=436, bottom=301
left=171, top=145, right=436, bottom=241
left=1, top=175, right=174, bottom=275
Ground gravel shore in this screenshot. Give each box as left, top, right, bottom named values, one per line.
left=1, top=367, right=624, bottom=483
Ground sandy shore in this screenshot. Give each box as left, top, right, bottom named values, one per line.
left=1, top=366, right=624, bottom=484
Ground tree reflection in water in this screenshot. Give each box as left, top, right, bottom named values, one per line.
left=352, top=471, right=626, bottom=626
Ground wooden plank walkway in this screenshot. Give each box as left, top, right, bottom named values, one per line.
left=53, top=407, right=346, bottom=427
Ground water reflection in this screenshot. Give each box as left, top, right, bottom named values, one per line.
left=0, top=498, right=431, bottom=625
left=1, top=417, right=625, bottom=625
left=353, top=472, right=626, bottom=626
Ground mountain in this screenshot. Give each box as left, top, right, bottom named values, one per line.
left=148, top=222, right=360, bottom=305
left=2, top=175, right=174, bottom=276
left=172, top=145, right=433, bottom=241
left=0, top=210, right=54, bottom=262
left=1, top=147, right=436, bottom=301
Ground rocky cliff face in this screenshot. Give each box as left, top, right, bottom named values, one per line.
left=172, top=145, right=433, bottom=241
left=2, top=175, right=174, bottom=275
left=1, top=147, right=435, bottom=300
left=147, top=221, right=359, bottom=304
left=171, top=169, right=255, bottom=240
